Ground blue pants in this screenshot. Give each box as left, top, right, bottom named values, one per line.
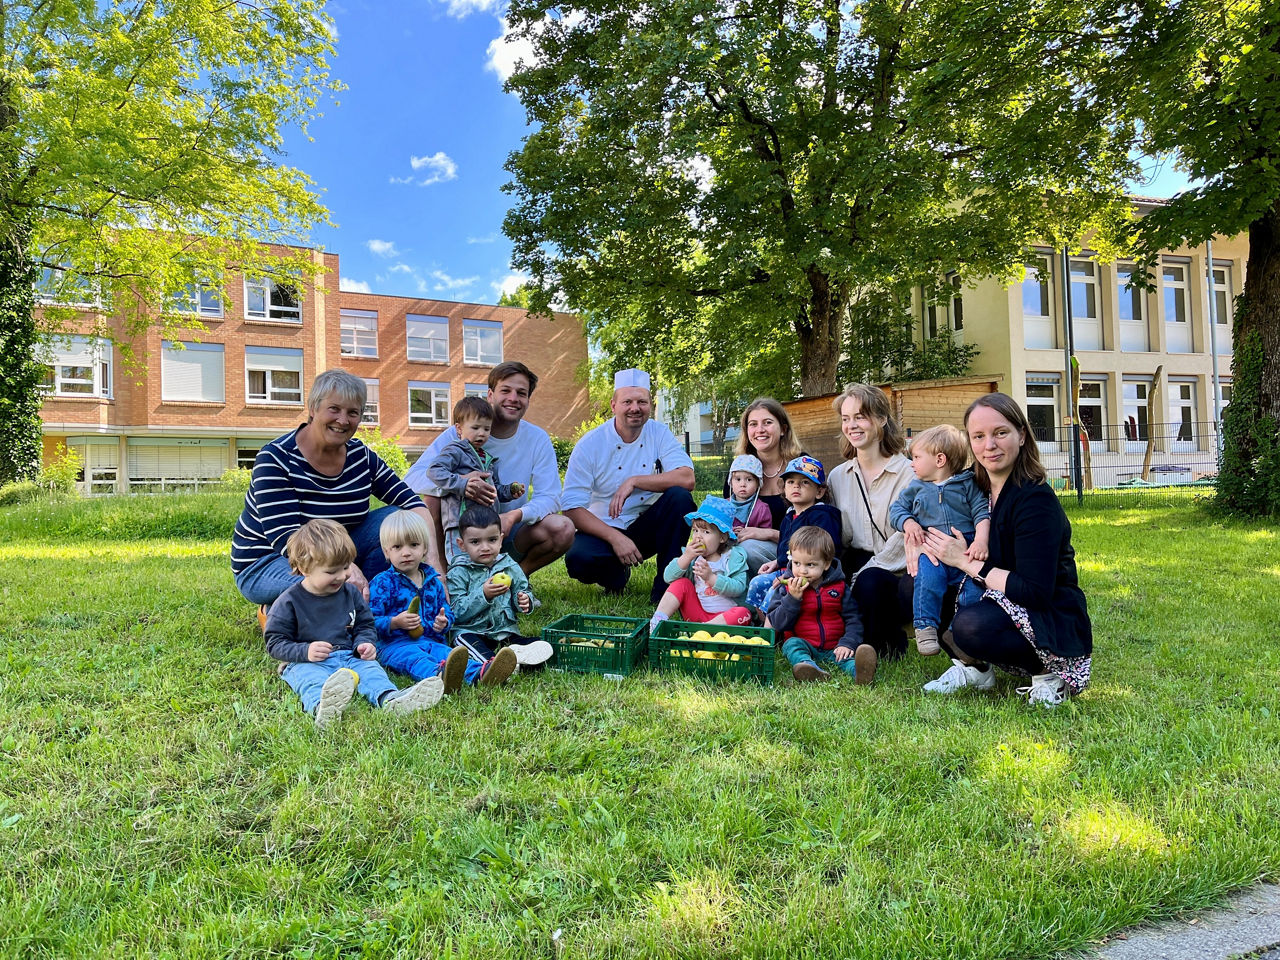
left=236, top=504, right=403, bottom=606
left=380, top=638, right=483, bottom=685
left=280, top=650, right=397, bottom=714
left=564, top=487, right=695, bottom=603
left=747, top=570, right=783, bottom=611
left=781, top=636, right=859, bottom=679
left=913, top=556, right=982, bottom=630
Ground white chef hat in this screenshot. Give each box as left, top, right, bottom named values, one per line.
left=613, top=368, right=651, bottom=391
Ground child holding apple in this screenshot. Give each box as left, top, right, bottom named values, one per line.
left=369, top=510, right=506, bottom=693
left=446, top=505, right=553, bottom=673
left=765, top=526, right=878, bottom=684
left=263, top=518, right=445, bottom=728
left=648, top=497, right=753, bottom=632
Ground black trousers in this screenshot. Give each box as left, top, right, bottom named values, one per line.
left=948, top=599, right=1042, bottom=674
left=565, top=487, right=696, bottom=603
left=842, top=546, right=956, bottom=658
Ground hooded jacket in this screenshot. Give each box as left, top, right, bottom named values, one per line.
left=445, top=551, right=535, bottom=640
left=765, top=560, right=863, bottom=651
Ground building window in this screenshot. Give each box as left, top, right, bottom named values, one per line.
left=408, top=381, right=450, bottom=428
left=236, top=446, right=260, bottom=470
left=462, top=318, right=503, bottom=365
left=1117, top=264, right=1148, bottom=352
left=362, top=379, right=380, bottom=426
left=1162, top=263, right=1191, bottom=352
left=244, top=276, right=302, bottom=323
left=1170, top=380, right=1196, bottom=449
left=1218, top=379, right=1232, bottom=410
left=1211, top=264, right=1233, bottom=355
left=1022, top=254, right=1054, bottom=350
left=1070, top=258, right=1102, bottom=350
left=1123, top=380, right=1151, bottom=447
left=36, top=336, right=112, bottom=398
left=406, top=314, right=449, bottom=363
left=948, top=273, right=964, bottom=332
left=1077, top=380, right=1106, bottom=442
left=175, top=282, right=224, bottom=319
left=245, top=346, right=303, bottom=404
left=340, top=309, right=379, bottom=358
left=161, top=341, right=225, bottom=403
left=36, top=262, right=96, bottom=306
left=464, top=383, right=488, bottom=398
left=1025, top=378, right=1059, bottom=448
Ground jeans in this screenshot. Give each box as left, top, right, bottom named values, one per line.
left=280, top=650, right=397, bottom=714
left=380, top=638, right=483, bottom=685
left=781, top=636, right=859, bottom=679
left=564, top=487, right=696, bottom=603
left=747, top=570, right=783, bottom=611
left=736, top=538, right=777, bottom=576
left=913, top=556, right=982, bottom=630
left=236, top=504, right=403, bottom=606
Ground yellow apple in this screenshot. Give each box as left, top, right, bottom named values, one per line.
left=490, top=572, right=512, bottom=588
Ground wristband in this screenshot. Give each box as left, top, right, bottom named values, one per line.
left=979, top=560, right=995, bottom=579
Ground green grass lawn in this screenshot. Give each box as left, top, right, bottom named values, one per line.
left=1, top=492, right=1277, bottom=959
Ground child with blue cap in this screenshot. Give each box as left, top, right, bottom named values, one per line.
left=648, top=496, right=752, bottom=631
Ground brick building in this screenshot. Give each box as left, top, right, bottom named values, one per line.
left=36, top=245, right=590, bottom=495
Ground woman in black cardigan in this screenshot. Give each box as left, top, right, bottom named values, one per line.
left=919, top=393, right=1092, bottom=705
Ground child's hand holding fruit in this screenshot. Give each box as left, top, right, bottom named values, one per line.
left=786, top=575, right=809, bottom=599
left=483, top=572, right=512, bottom=599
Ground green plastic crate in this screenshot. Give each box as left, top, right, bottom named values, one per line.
left=648, top=620, right=777, bottom=685
left=542, top=614, right=649, bottom=679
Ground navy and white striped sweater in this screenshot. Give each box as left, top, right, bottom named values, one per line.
left=231, top=427, right=421, bottom=574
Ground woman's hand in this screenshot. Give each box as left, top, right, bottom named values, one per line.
left=346, top=563, right=370, bottom=600
left=736, top=525, right=778, bottom=543
left=758, top=560, right=779, bottom=575
left=921, top=526, right=972, bottom=571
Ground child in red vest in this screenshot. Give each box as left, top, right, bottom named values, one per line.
left=765, top=526, right=878, bottom=685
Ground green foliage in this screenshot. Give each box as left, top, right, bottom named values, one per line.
left=36, top=442, right=81, bottom=495
left=497, top=283, right=535, bottom=309
left=0, top=0, right=339, bottom=413
left=1216, top=324, right=1280, bottom=515
left=1, top=495, right=1279, bottom=956
left=550, top=435, right=575, bottom=473
left=356, top=427, right=409, bottom=478
left=218, top=467, right=253, bottom=492
left=0, top=214, right=41, bottom=483
left=0, top=481, right=41, bottom=506
left=502, top=0, right=1132, bottom=392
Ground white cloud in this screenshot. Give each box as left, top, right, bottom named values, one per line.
left=388, top=263, right=414, bottom=274
left=339, top=276, right=372, bottom=293
left=446, top=0, right=502, bottom=16
left=492, top=272, right=529, bottom=300
left=431, top=269, right=479, bottom=292
left=467, top=232, right=500, bottom=244
left=486, top=17, right=536, bottom=82
left=389, top=175, right=415, bottom=185
left=410, top=152, right=458, bottom=185
left=366, top=239, right=401, bottom=258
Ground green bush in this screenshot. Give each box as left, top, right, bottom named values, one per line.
left=551, top=435, right=575, bottom=472
left=218, top=467, right=252, bottom=491
left=38, top=442, right=82, bottom=495
left=356, top=427, right=409, bottom=477
left=0, top=481, right=43, bottom=506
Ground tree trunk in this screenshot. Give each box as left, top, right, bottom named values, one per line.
left=796, top=268, right=846, bottom=395
left=1217, top=196, right=1280, bottom=514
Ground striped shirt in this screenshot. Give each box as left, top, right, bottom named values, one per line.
left=231, top=427, right=422, bottom=575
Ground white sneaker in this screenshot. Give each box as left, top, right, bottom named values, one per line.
left=1017, top=673, right=1068, bottom=707
left=382, top=676, right=444, bottom=715
left=315, top=667, right=359, bottom=729
left=510, top=639, right=554, bottom=666
left=923, top=658, right=996, bottom=694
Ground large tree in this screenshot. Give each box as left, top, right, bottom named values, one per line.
left=501, top=0, right=1134, bottom=395
left=1109, top=0, right=1280, bottom=514
left=0, top=0, right=338, bottom=481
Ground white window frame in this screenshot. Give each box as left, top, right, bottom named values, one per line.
left=236, top=446, right=260, bottom=470
left=1022, top=253, right=1055, bottom=350
left=362, top=378, right=380, bottom=426
left=464, top=382, right=488, bottom=398
left=161, top=341, right=226, bottom=403
left=1122, top=379, right=1152, bottom=451
left=244, top=276, right=302, bottom=323
left=1169, top=379, right=1197, bottom=451
left=1211, top=263, right=1233, bottom=356
left=36, top=262, right=97, bottom=307
left=1077, top=378, right=1107, bottom=447
left=37, top=336, right=112, bottom=398
left=244, top=346, right=303, bottom=405
left=1070, top=258, right=1102, bottom=350
left=175, top=282, right=224, bottom=319
left=1162, top=262, right=1191, bottom=352
left=947, top=272, right=964, bottom=333
left=408, top=381, right=450, bottom=428
left=462, top=318, right=503, bottom=365
left=1117, top=264, right=1148, bottom=352
left=1025, top=377, right=1060, bottom=452
left=406, top=314, right=449, bottom=363
left=340, top=309, right=379, bottom=358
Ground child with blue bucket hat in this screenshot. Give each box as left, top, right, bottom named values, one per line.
left=648, top=496, right=753, bottom=631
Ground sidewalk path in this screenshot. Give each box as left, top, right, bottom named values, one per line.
left=1082, top=884, right=1280, bottom=960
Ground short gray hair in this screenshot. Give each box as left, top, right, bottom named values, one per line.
left=308, top=369, right=366, bottom=417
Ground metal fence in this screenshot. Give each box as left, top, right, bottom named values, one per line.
left=686, top=420, right=1223, bottom=504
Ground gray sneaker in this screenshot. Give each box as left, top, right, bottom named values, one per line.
left=315, top=667, right=358, bottom=729
left=382, top=677, right=444, bottom=715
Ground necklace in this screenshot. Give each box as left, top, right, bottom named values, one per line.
left=761, top=461, right=783, bottom=479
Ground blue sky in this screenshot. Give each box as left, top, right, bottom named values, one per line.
left=285, top=2, right=1196, bottom=307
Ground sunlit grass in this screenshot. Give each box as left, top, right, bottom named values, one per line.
left=0, top=493, right=1278, bottom=958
